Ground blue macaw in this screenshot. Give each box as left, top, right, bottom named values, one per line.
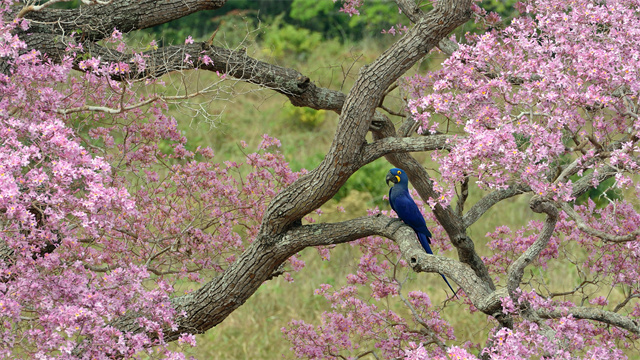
left=386, top=168, right=457, bottom=298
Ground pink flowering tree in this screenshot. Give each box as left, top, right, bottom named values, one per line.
left=2, top=0, right=640, bottom=359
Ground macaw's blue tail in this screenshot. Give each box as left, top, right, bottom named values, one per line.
left=417, top=232, right=459, bottom=299
left=417, top=232, right=433, bottom=254
left=439, top=273, right=458, bottom=299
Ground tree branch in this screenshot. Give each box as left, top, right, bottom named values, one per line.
left=570, top=165, right=618, bottom=198
left=111, top=1, right=476, bottom=348
left=394, top=0, right=424, bottom=23
left=13, top=0, right=481, bottom=354
left=437, top=38, right=459, bottom=56
left=456, top=177, right=469, bottom=217
left=360, top=135, right=453, bottom=165
left=11, top=2, right=413, bottom=136
left=104, top=214, right=476, bottom=345
left=381, top=216, right=499, bottom=313
left=558, top=202, right=640, bottom=243
left=507, top=196, right=558, bottom=296
left=463, top=183, right=531, bottom=228
left=536, top=306, right=640, bottom=335
left=16, top=0, right=227, bottom=41
left=105, top=216, right=395, bottom=341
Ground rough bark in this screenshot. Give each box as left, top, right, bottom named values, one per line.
left=507, top=197, right=558, bottom=297
left=107, top=215, right=423, bottom=341
left=536, top=306, right=640, bottom=335
left=15, top=0, right=227, bottom=40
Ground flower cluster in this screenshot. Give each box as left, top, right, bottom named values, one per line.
left=0, top=1, right=298, bottom=357
left=406, top=0, right=640, bottom=205
left=334, top=0, right=364, bottom=17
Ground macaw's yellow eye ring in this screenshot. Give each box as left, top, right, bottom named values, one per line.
left=397, top=170, right=401, bottom=174
left=395, top=175, right=401, bottom=182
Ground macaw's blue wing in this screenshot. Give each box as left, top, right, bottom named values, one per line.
left=388, top=188, right=432, bottom=243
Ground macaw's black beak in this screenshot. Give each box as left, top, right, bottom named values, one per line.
left=386, top=172, right=399, bottom=186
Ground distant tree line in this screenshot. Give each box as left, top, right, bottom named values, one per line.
left=55, top=0, right=519, bottom=43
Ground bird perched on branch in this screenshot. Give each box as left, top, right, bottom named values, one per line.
left=386, top=168, right=457, bottom=298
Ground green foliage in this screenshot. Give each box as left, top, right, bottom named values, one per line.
left=347, top=2, right=404, bottom=35
left=283, top=141, right=392, bottom=209
left=60, top=0, right=523, bottom=45
left=144, top=4, right=635, bottom=359
left=480, top=0, right=520, bottom=21
left=208, top=14, right=262, bottom=49
left=573, top=176, right=622, bottom=208
left=288, top=0, right=351, bottom=40
left=50, top=0, right=80, bottom=8
left=143, top=8, right=259, bottom=45
left=289, top=0, right=335, bottom=22
left=261, top=15, right=323, bottom=59
left=286, top=146, right=324, bottom=173
left=334, top=158, right=390, bottom=206
left=135, top=0, right=403, bottom=43
left=283, top=104, right=326, bottom=129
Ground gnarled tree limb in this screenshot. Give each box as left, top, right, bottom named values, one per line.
left=507, top=196, right=558, bottom=297
left=536, top=306, right=640, bottom=335
left=16, top=0, right=227, bottom=40
left=558, top=201, right=640, bottom=243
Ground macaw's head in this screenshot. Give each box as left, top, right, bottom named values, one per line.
left=386, top=168, right=409, bottom=187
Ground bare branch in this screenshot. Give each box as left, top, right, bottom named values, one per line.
left=397, top=113, right=421, bottom=137
left=558, top=202, right=640, bottom=243
left=16, top=0, right=69, bottom=18
left=613, top=293, right=640, bottom=313
left=360, top=135, right=453, bottom=165
left=395, top=0, right=424, bottom=23
left=398, top=223, right=496, bottom=312
left=547, top=280, right=595, bottom=299
left=437, top=38, right=459, bottom=55
left=379, top=103, right=406, bottom=117
left=507, top=196, right=558, bottom=296
left=570, top=165, right=618, bottom=198
left=17, top=0, right=227, bottom=41
left=456, top=177, right=469, bottom=217
left=536, top=306, right=640, bottom=335
left=553, top=153, right=601, bottom=185
left=463, top=183, right=531, bottom=228
left=56, top=88, right=217, bottom=115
